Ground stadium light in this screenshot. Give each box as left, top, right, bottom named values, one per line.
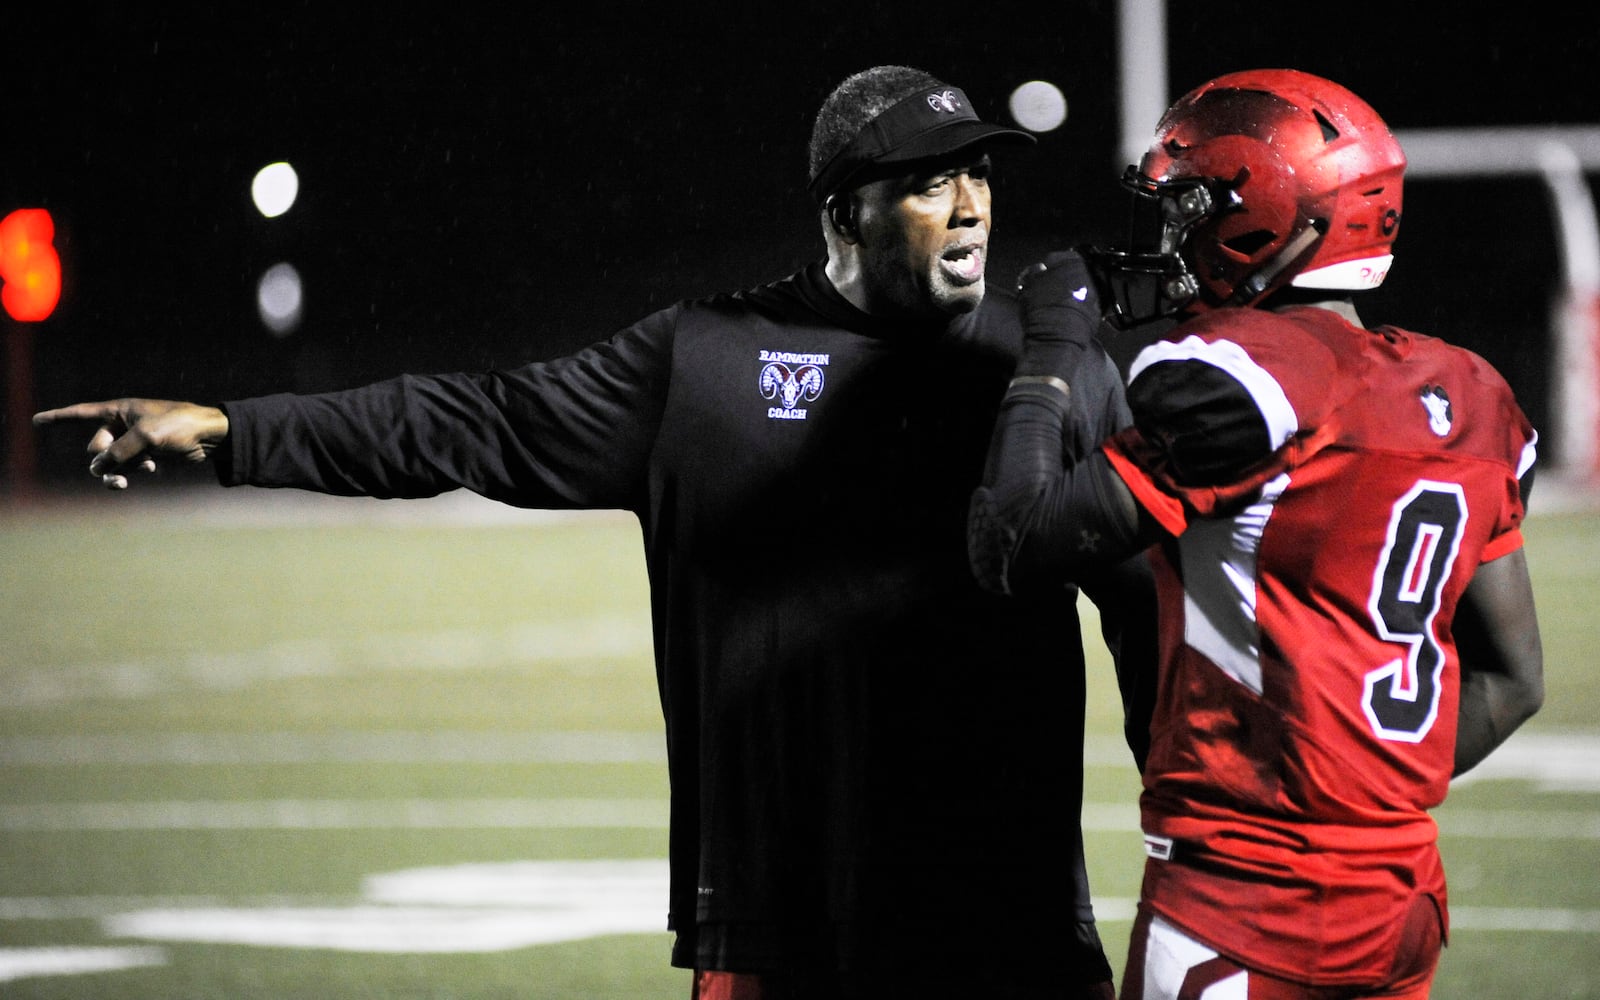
left=1008, top=81, right=1068, bottom=133
left=257, top=261, right=304, bottom=336
left=250, top=163, right=305, bottom=335
left=1, top=206, right=59, bottom=496
left=252, top=162, right=300, bottom=219
left=0, top=208, right=62, bottom=323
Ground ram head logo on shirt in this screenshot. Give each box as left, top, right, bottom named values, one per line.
left=760, top=363, right=825, bottom=410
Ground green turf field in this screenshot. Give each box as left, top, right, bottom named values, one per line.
left=2, top=488, right=1596, bottom=998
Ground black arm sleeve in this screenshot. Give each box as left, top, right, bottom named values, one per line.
left=216, top=312, right=672, bottom=511
left=968, top=349, right=1148, bottom=596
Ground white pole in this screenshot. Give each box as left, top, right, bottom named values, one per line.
left=1537, top=141, right=1600, bottom=477
left=1117, top=0, right=1169, bottom=170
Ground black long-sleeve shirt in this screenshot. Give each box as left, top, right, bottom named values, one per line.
left=216, top=262, right=1150, bottom=984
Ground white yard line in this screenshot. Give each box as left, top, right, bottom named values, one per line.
left=0, top=946, right=167, bottom=982
left=0, top=730, right=665, bottom=765
left=0, top=895, right=347, bottom=920
left=0, top=798, right=669, bottom=830
left=1448, top=906, right=1600, bottom=933
left=1446, top=731, right=1600, bottom=793
left=5, top=486, right=637, bottom=528
left=3, top=615, right=653, bottom=707
left=1435, top=808, right=1600, bottom=840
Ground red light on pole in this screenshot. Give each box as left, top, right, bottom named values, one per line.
left=2, top=207, right=59, bottom=498
left=0, top=208, right=62, bottom=322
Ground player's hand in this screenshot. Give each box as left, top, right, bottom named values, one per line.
left=1016, top=249, right=1102, bottom=349
left=32, top=398, right=230, bottom=490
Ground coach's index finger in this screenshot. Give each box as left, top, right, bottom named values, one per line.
left=32, top=400, right=141, bottom=484
left=32, top=400, right=125, bottom=427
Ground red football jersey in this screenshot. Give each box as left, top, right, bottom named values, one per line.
left=1103, top=305, right=1536, bottom=984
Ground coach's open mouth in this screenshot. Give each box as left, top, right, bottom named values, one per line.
left=941, top=243, right=985, bottom=285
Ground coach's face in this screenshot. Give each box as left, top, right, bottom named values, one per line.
left=849, top=152, right=993, bottom=320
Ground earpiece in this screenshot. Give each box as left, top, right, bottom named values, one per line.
left=826, top=195, right=857, bottom=239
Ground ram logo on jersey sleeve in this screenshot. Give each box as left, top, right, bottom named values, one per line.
left=1419, top=384, right=1453, bottom=437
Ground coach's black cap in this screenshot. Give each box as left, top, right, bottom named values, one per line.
left=807, top=84, right=1035, bottom=202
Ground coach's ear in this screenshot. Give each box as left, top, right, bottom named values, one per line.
left=826, top=194, right=858, bottom=243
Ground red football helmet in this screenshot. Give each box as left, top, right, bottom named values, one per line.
left=1090, top=69, right=1406, bottom=326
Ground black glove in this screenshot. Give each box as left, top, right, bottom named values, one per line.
left=1013, top=249, right=1103, bottom=381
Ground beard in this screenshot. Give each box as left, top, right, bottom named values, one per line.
left=859, top=250, right=986, bottom=321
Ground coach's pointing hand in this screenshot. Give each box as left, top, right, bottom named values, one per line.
left=33, top=399, right=229, bottom=489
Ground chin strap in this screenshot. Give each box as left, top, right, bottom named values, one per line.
left=1230, top=219, right=1328, bottom=305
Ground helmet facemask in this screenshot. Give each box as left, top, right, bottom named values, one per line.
left=1087, top=167, right=1245, bottom=329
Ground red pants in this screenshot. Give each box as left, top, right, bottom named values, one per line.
left=1119, top=907, right=1439, bottom=1000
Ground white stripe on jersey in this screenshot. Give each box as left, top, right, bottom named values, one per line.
left=1175, top=474, right=1289, bottom=695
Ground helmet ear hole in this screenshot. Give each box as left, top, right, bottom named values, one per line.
left=1223, top=230, right=1277, bottom=256
left=1313, top=109, right=1339, bottom=142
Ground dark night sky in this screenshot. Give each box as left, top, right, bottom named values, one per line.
left=8, top=4, right=1600, bottom=482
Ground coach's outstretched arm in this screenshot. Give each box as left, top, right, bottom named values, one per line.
left=32, top=399, right=228, bottom=490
